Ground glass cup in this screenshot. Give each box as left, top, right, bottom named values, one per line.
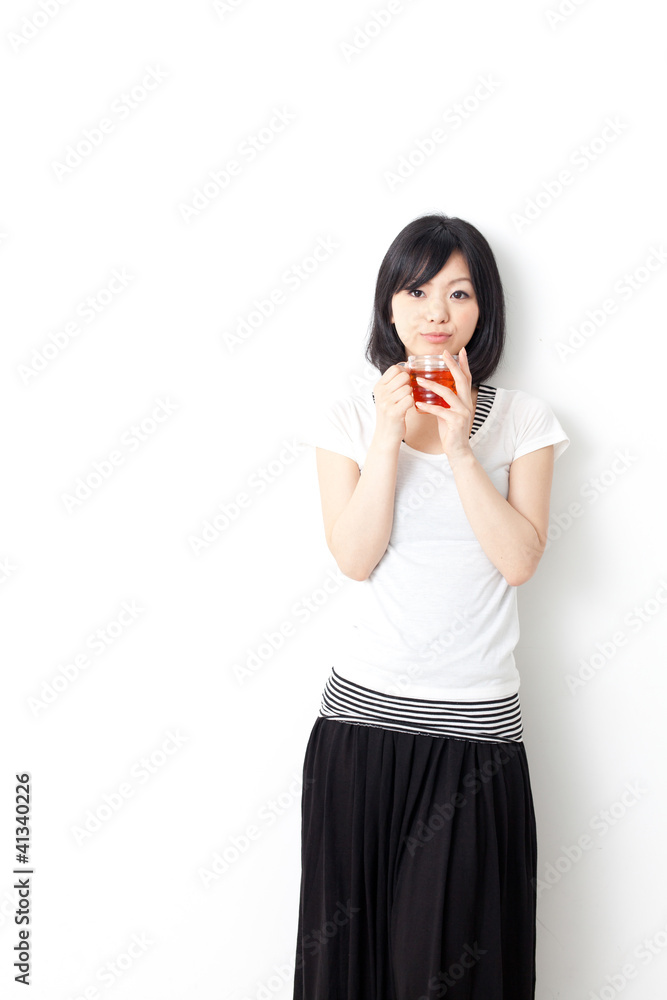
left=397, top=354, right=459, bottom=409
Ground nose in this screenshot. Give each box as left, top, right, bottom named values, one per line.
left=425, top=294, right=449, bottom=323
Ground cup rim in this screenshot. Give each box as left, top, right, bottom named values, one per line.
left=398, top=353, right=459, bottom=368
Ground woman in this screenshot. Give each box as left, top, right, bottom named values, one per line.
left=292, top=213, right=569, bottom=999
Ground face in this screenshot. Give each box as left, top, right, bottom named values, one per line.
left=389, top=249, right=480, bottom=360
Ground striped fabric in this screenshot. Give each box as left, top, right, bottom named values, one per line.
left=469, top=384, right=496, bottom=437
left=319, top=666, right=524, bottom=744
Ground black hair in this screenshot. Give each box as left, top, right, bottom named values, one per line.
left=365, top=213, right=506, bottom=385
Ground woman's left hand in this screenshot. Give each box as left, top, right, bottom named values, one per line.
left=414, top=347, right=475, bottom=463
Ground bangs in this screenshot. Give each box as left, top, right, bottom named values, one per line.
left=393, top=231, right=462, bottom=293
left=366, top=212, right=505, bottom=384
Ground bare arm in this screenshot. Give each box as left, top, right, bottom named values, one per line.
left=316, top=431, right=400, bottom=580
left=414, top=347, right=557, bottom=586
left=448, top=444, right=555, bottom=586
left=315, top=365, right=414, bottom=581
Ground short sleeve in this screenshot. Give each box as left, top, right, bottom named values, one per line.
left=512, top=392, right=570, bottom=462
left=296, top=396, right=359, bottom=463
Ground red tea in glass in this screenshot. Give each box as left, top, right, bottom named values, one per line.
left=398, top=355, right=459, bottom=409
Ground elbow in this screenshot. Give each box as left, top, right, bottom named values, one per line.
left=327, top=531, right=377, bottom=582
left=504, top=566, right=534, bottom=587
left=345, top=567, right=370, bottom=582
left=328, top=547, right=374, bottom=581
left=338, top=558, right=372, bottom=582
left=503, top=546, right=546, bottom=587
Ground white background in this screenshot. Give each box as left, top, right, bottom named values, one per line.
left=1, top=0, right=666, bottom=997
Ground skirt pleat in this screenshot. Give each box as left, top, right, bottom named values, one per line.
left=292, top=717, right=537, bottom=1000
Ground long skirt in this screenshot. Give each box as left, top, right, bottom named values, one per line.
left=292, top=716, right=537, bottom=1000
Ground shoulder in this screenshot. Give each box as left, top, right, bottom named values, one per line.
left=490, top=385, right=550, bottom=410
left=486, top=385, right=563, bottom=424
left=319, top=383, right=376, bottom=438
left=300, top=382, right=377, bottom=464
left=490, top=386, right=569, bottom=461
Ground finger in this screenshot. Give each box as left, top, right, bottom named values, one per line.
left=414, top=397, right=466, bottom=419
left=458, top=347, right=472, bottom=376
left=415, top=376, right=457, bottom=399
left=441, top=349, right=471, bottom=391
left=414, top=400, right=459, bottom=420
left=441, top=349, right=473, bottom=405
left=389, top=365, right=411, bottom=386
left=414, top=378, right=467, bottom=412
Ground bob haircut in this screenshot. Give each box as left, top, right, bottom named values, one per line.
left=365, top=213, right=506, bottom=386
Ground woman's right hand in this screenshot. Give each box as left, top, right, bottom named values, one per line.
left=372, top=364, right=414, bottom=442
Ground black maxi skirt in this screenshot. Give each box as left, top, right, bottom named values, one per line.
left=292, top=717, right=537, bottom=1000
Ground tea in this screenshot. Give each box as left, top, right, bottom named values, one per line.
left=409, top=367, right=457, bottom=408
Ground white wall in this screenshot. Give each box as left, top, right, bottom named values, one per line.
left=2, top=0, right=665, bottom=997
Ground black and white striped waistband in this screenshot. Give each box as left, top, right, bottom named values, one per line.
left=319, top=667, right=523, bottom=744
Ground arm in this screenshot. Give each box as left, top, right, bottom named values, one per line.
left=315, top=364, right=415, bottom=581
left=448, top=444, right=555, bottom=586
left=315, top=429, right=401, bottom=581
left=414, top=346, right=555, bottom=586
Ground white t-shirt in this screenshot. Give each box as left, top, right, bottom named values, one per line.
left=299, top=381, right=570, bottom=702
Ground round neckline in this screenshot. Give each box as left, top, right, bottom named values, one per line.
left=399, top=385, right=499, bottom=457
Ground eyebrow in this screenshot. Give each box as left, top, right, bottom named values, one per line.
left=420, top=276, right=473, bottom=286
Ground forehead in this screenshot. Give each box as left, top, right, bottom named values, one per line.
left=422, top=249, right=471, bottom=281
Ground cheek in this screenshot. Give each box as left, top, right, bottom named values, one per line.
left=467, top=303, right=480, bottom=326
left=391, top=298, right=412, bottom=326
left=389, top=296, right=401, bottom=323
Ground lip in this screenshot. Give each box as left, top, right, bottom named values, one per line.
left=421, top=333, right=451, bottom=341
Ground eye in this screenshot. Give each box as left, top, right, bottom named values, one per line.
left=406, top=288, right=470, bottom=299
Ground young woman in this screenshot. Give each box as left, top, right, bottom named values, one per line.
left=292, top=213, right=569, bottom=1000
